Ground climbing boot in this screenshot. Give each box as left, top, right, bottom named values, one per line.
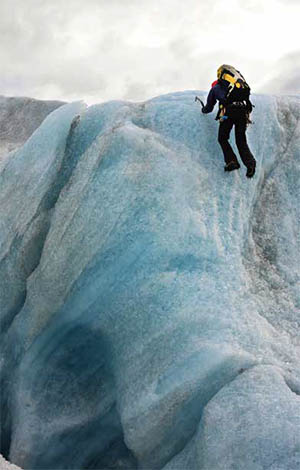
left=224, top=161, right=240, bottom=172
left=246, top=161, right=256, bottom=178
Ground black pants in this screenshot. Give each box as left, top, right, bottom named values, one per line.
left=218, top=110, right=256, bottom=168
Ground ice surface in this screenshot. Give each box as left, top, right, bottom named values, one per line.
left=0, top=91, right=299, bottom=470
left=0, top=454, right=22, bottom=470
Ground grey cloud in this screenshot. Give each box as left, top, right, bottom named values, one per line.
left=259, top=51, right=300, bottom=95
left=0, top=0, right=299, bottom=103
left=237, top=0, right=265, bottom=12
left=168, top=37, right=195, bottom=61
left=0, top=0, right=110, bottom=99
left=280, top=73, right=300, bottom=94
left=42, top=67, right=107, bottom=96
left=277, top=0, right=300, bottom=3
left=124, top=82, right=149, bottom=101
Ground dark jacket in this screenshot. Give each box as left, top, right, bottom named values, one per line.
left=202, top=82, right=228, bottom=114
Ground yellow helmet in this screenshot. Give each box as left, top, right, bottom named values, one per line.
left=217, top=64, right=237, bottom=80
left=217, top=65, right=224, bottom=79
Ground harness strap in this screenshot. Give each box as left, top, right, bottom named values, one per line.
left=228, top=101, right=248, bottom=108
left=222, top=73, right=236, bottom=85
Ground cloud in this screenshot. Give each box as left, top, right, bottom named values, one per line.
left=0, top=0, right=221, bottom=102
left=277, top=0, right=300, bottom=3
left=123, top=82, right=149, bottom=101
left=259, top=51, right=300, bottom=95
left=0, top=0, right=112, bottom=99
left=0, top=0, right=299, bottom=103
left=237, top=0, right=265, bottom=13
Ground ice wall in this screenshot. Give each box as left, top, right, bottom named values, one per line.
left=0, top=92, right=299, bottom=470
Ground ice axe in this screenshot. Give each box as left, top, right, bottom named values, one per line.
left=195, top=96, right=205, bottom=108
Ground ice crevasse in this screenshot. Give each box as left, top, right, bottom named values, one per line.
left=0, top=91, right=299, bottom=470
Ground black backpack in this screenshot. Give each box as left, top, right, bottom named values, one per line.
left=218, top=64, right=253, bottom=112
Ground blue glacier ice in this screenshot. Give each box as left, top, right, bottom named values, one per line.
left=0, top=91, right=299, bottom=470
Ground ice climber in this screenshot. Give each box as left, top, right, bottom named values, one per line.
left=199, top=64, right=256, bottom=178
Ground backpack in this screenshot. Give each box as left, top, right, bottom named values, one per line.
left=217, top=64, right=253, bottom=112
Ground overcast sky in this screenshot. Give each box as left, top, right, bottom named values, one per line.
left=1, top=0, right=299, bottom=104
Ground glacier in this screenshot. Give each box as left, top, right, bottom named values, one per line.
left=0, top=91, right=299, bottom=470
